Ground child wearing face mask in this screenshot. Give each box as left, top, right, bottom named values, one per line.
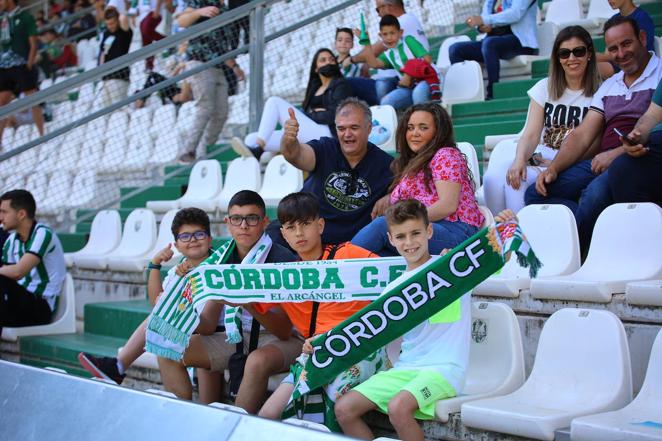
left=231, top=48, right=353, bottom=162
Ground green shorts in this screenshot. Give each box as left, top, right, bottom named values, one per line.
left=352, top=369, right=456, bottom=420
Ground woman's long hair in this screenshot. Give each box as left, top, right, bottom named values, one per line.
left=302, top=48, right=340, bottom=111
left=390, top=103, right=473, bottom=193
left=549, top=25, right=601, bottom=100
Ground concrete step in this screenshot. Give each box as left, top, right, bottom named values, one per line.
left=452, top=96, right=530, bottom=119
left=84, top=300, right=151, bottom=340
left=120, top=184, right=183, bottom=209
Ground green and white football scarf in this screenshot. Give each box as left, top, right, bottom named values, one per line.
left=144, top=234, right=272, bottom=359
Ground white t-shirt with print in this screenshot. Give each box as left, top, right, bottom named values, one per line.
left=383, top=256, right=471, bottom=394
left=527, top=77, right=593, bottom=161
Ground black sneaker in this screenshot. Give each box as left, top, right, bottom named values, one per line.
left=78, top=352, right=125, bottom=385
left=230, top=136, right=263, bottom=160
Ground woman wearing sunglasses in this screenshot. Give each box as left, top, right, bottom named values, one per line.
left=483, top=26, right=601, bottom=214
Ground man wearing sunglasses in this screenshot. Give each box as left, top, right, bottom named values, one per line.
left=526, top=15, right=662, bottom=256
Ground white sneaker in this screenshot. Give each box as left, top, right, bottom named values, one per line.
left=230, top=136, right=261, bottom=159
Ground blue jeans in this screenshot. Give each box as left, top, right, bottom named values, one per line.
left=380, top=81, right=430, bottom=111
left=524, top=159, right=612, bottom=254
left=351, top=215, right=478, bottom=257
left=608, top=130, right=662, bottom=204
left=448, top=35, right=536, bottom=98
left=344, top=76, right=400, bottom=106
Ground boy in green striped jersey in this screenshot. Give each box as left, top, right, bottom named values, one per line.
left=0, top=190, right=66, bottom=334
left=355, top=14, right=434, bottom=110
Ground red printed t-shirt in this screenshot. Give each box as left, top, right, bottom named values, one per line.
left=253, top=243, right=374, bottom=338
left=390, top=147, right=484, bottom=227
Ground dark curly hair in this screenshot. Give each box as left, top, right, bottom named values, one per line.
left=171, top=207, right=211, bottom=239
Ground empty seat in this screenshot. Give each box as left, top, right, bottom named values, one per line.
left=435, top=302, right=525, bottom=422
left=625, top=280, right=662, bottom=307
left=216, top=157, right=262, bottom=212
left=150, top=131, right=180, bottom=165
left=67, top=210, right=122, bottom=267
left=122, top=137, right=153, bottom=172
left=127, top=107, right=153, bottom=140
left=562, top=0, right=617, bottom=31
left=436, top=35, right=471, bottom=72
left=462, top=308, right=632, bottom=441
left=39, top=172, right=73, bottom=215
left=258, top=155, right=304, bottom=207
left=531, top=203, right=662, bottom=302
left=369, top=105, right=398, bottom=153
left=67, top=169, right=97, bottom=209
left=76, top=209, right=156, bottom=270
left=150, top=104, right=177, bottom=141
left=146, top=160, right=223, bottom=213
left=570, top=328, right=662, bottom=441
left=1, top=274, right=76, bottom=341
left=478, top=205, right=494, bottom=228
left=475, top=204, right=581, bottom=298
left=25, top=172, right=48, bottom=207
left=98, top=134, right=129, bottom=173
left=545, top=0, right=582, bottom=26
left=77, top=138, right=105, bottom=170
left=442, top=61, right=485, bottom=108
left=108, top=209, right=181, bottom=272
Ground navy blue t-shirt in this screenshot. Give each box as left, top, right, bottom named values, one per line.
left=304, top=137, right=394, bottom=244
left=614, top=8, right=655, bottom=51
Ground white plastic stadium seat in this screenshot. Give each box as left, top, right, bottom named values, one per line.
left=25, top=172, right=48, bottom=207
left=150, top=104, right=177, bottom=141
left=127, top=107, right=153, bottom=140
left=147, top=160, right=223, bottom=212
left=478, top=205, right=494, bottom=228
left=442, top=61, right=485, bottom=108
left=531, top=203, right=662, bottom=302
left=435, top=302, right=525, bottom=422
left=570, top=328, right=662, bottom=441
left=563, top=0, right=617, bottom=32
left=475, top=204, right=580, bottom=298
left=209, top=402, right=248, bottom=414
left=462, top=308, right=632, bottom=441
left=66, top=210, right=122, bottom=267
left=39, top=172, right=73, bottom=215
left=626, top=280, right=662, bottom=307
left=369, top=105, right=398, bottom=153
left=76, top=209, right=156, bottom=270
left=2, top=274, right=76, bottom=341
left=436, top=35, right=471, bottom=72
left=283, top=418, right=332, bottom=433
left=98, top=134, right=129, bottom=173
left=216, top=157, right=261, bottom=212
left=122, top=137, right=153, bottom=172
left=457, top=142, right=480, bottom=190
left=109, top=209, right=181, bottom=272
left=150, top=131, right=180, bottom=165
left=258, top=155, right=304, bottom=207
left=544, top=0, right=582, bottom=26
left=66, top=169, right=97, bottom=209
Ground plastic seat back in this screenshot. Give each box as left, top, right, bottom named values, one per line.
left=150, top=209, right=182, bottom=261
left=76, top=210, right=122, bottom=256
left=586, top=0, right=617, bottom=19
left=464, top=302, right=525, bottom=394
left=478, top=205, right=494, bottom=228
left=520, top=308, right=632, bottom=409
left=151, top=132, right=180, bottom=165
left=151, top=104, right=177, bottom=140
left=127, top=107, right=153, bottom=139
left=259, top=155, right=304, bottom=206
left=110, top=209, right=157, bottom=257
left=369, top=105, right=398, bottom=153
left=545, top=0, right=582, bottom=25
left=181, top=159, right=223, bottom=200
left=583, top=203, right=662, bottom=278
left=41, top=172, right=73, bottom=213
left=26, top=172, right=48, bottom=207
left=457, top=142, right=480, bottom=190
left=67, top=169, right=97, bottom=208
left=637, top=328, right=662, bottom=405
left=437, top=35, right=471, bottom=71
left=442, top=61, right=485, bottom=106
left=217, top=157, right=262, bottom=212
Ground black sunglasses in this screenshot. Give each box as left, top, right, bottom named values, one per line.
left=558, top=46, right=588, bottom=59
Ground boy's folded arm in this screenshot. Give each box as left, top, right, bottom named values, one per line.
left=196, top=301, right=224, bottom=335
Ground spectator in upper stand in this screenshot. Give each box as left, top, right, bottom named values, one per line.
left=352, top=103, right=483, bottom=256
left=67, top=0, right=97, bottom=41
left=176, top=0, right=244, bottom=163
left=271, top=97, right=393, bottom=248
left=230, top=48, right=353, bottom=163
left=345, top=0, right=428, bottom=106
left=97, top=6, right=132, bottom=108
left=95, top=0, right=129, bottom=23
left=0, top=0, right=45, bottom=142
left=336, top=27, right=361, bottom=78
left=483, top=26, right=601, bottom=214
left=525, top=16, right=662, bottom=256
left=0, top=190, right=66, bottom=336
left=449, top=0, right=538, bottom=100
left=37, top=29, right=78, bottom=77
left=597, top=0, right=655, bottom=79
left=128, top=0, right=174, bottom=70
left=607, top=77, right=662, bottom=205
left=353, top=14, right=436, bottom=111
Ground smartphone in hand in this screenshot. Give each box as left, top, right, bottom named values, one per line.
left=613, top=128, right=636, bottom=146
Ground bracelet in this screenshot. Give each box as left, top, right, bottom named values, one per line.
left=147, top=262, right=162, bottom=270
